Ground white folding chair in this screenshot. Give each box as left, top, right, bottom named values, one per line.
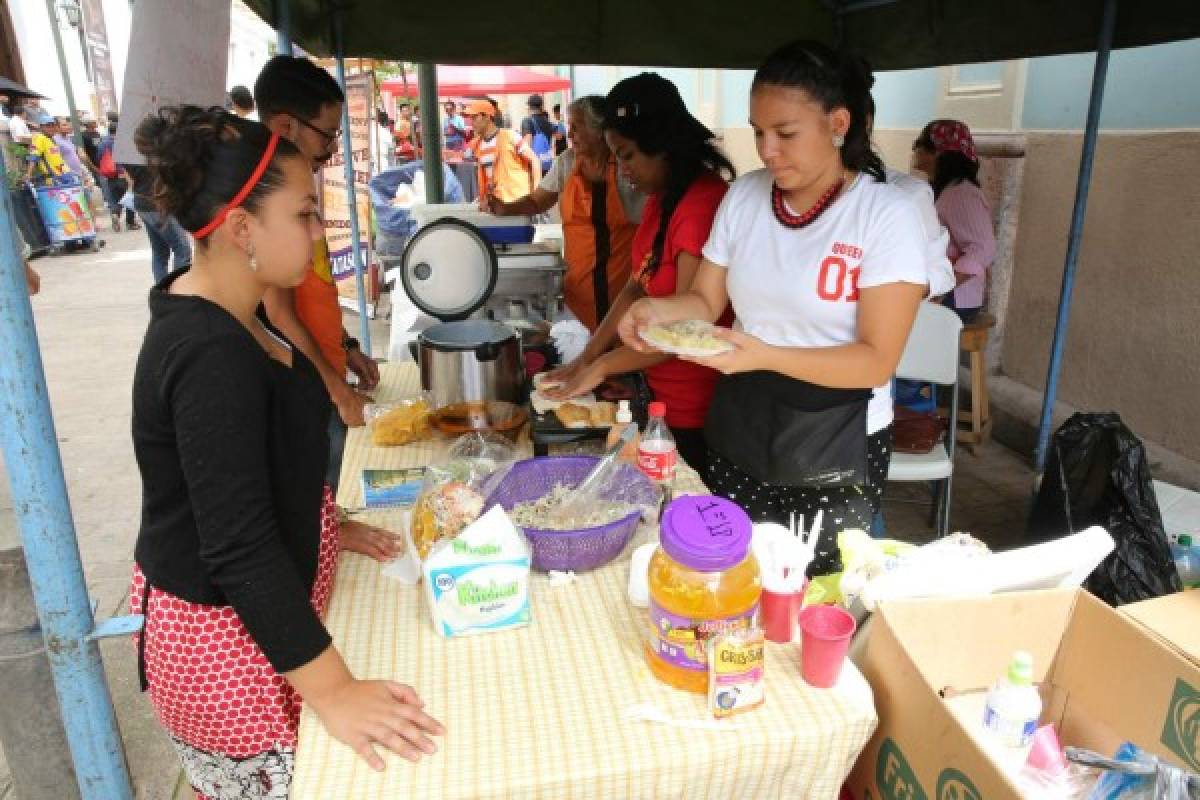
left=887, top=303, right=963, bottom=537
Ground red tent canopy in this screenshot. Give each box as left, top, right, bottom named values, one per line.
left=380, top=65, right=570, bottom=98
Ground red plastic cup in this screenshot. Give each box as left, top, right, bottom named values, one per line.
left=762, top=589, right=803, bottom=643
left=798, top=605, right=857, bottom=688
left=1025, top=725, right=1068, bottom=777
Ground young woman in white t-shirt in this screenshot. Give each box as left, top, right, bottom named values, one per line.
left=620, top=41, right=930, bottom=575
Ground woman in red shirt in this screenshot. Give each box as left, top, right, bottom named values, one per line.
left=546, top=73, right=736, bottom=474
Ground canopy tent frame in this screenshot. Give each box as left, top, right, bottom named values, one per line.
left=0, top=0, right=1177, bottom=795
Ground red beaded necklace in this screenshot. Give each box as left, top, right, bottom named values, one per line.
left=771, top=177, right=844, bottom=229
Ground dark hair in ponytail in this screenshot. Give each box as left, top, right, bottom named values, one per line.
left=134, top=106, right=301, bottom=240
left=604, top=72, right=736, bottom=280
left=752, top=40, right=885, bottom=183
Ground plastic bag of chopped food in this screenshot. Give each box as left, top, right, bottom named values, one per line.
left=365, top=394, right=433, bottom=447
left=409, top=433, right=519, bottom=560
left=410, top=468, right=486, bottom=560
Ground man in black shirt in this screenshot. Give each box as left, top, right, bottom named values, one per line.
left=520, top=94, right=557, bottom=175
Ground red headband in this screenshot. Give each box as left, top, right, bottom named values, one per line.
left=192, top=132, right=281, bottom=240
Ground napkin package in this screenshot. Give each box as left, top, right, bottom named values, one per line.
left=422, top=505, right=532, bottom=637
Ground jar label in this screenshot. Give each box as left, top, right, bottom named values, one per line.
left=638, top=444, right=677, bottom=482
left=647, top=601, right=759, bottom=672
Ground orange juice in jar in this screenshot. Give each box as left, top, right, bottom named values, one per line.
left=645, top=496, right=760, bottom=693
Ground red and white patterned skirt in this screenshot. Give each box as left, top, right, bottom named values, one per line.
left=130, top=486, right=340, bottom=800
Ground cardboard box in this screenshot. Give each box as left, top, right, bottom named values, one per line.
left=846, top=588, right=1200, bottom=800
left=1122, top=588, right=1200, bottom=665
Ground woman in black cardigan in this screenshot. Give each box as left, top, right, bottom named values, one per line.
left=129, top=106, right=442, bottom=798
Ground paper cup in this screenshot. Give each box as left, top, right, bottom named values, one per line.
left=798, top=605, right=856, bottom=688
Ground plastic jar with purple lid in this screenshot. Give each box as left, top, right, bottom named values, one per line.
left=645, top=496, right=761, bottom=693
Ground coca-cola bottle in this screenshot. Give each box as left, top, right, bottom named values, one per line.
left=637, top=402, right=677, bottom=483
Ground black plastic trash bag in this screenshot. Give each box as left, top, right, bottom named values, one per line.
left=1027, top=412, right=1181, bottom=605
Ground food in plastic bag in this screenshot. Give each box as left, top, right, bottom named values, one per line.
left=409, top=433, right=518, bottom=559
left=411, top=480, right=485, bottom=559
left=804, top=530, right=989, bottom=610
left=366, top=396, right=432, bottom=447
left=1027, top=413, right=1181, bottom=605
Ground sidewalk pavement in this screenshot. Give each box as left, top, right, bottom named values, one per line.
left=0, top=219, right=1036, bottom=799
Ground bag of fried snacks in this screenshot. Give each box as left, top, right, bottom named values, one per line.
left=365, top=395, right=432, bottom=447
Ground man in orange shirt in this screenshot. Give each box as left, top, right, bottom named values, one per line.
left=466, top=99, right=540, bottom=210
left=255, top=56, right=380, bottom=492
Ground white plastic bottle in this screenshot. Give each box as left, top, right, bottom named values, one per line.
left=982, top=651, right=1042, bottom=747
left=606, top=400, right=639, bottom=464
left=637, top=402, right=677, bottom=483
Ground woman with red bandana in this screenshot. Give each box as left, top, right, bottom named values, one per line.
left=912, top=119, right=996, bottom=323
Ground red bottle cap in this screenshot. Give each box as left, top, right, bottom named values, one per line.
left=648, top=401, right=667, bottom=417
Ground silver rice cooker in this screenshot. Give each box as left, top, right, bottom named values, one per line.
left=400, top=218, right=524, bottom=408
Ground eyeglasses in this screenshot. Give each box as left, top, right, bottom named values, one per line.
left=289, top=113, right=341, bottom=147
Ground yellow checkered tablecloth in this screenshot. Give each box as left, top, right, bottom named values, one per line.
left=292, top=363, right=878, bottom=800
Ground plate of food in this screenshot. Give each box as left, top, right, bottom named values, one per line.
left=640, top=319, right=734, bottom=358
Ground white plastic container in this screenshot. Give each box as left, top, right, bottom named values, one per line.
left=982, top=651, right=1042, bottom=747
left=637, top=401, right=677, bottom=483
left=410, top=202, right=533, bottom=233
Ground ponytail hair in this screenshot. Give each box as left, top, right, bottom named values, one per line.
left=752, top=40, right=885, bottom=182
left=133, top=106, right=300, bottom=238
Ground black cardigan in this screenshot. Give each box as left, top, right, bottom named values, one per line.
left=132, top=276, right=332, bottom=673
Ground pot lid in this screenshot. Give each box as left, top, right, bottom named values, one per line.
left=400, top=217, right=498, bottom=321
left=419, top=320, right=516, bottom=350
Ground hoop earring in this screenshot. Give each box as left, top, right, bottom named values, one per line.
left=832, top=133, right=846, bottom=149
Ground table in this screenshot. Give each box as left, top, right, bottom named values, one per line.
left=292, top=363, right=878, bottom=799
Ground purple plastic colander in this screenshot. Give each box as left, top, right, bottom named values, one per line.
left=482, top=456, right=659, bottom=572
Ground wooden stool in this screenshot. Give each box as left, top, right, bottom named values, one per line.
left=957, top=313, right=996, bottom=454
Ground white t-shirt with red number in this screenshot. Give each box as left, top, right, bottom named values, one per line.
left=703, top=168, right=929, bottom=434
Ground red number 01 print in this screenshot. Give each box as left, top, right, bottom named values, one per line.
left=817, top=256, right=861, bottom=302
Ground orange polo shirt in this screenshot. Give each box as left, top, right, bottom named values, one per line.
left=294, top=237, right=347, bottom=377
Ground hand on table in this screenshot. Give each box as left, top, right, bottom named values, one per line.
left=679, top=327, right=771, bottom=375
left=542, top=360, right=606, bottom=401
left=334, top=383, right=374, bottom=427
left=310, top=680, right=444, bottom=770
left=485, top=194, right=509, bottom=216
left=539, top=357, right=585, bottom=390
left=347, top=348, right=380, bottom=391
left=339, top=518, right=403, bottom=562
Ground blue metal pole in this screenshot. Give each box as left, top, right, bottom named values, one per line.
left=0, top=180, right=132, bottom=795
left=332, top=10, right=372, bottom=355
left=1032, top=0, right=1118, bottom=477
left=273, top=0, right=293, bottom=56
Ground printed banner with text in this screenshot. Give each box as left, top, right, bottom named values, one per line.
left=321, top=70, right=375, bottom=306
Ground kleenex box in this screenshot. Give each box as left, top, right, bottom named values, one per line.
left=422, top=505, right=532, bottom=637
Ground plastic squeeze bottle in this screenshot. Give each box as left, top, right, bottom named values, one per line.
left=1172, top=534, right=1200, bottom=588
left=638, top=402, right=677, bottom=483
left=606, top=400, right=639, bottom=463
left=982, top=651, right=1042, bottom=747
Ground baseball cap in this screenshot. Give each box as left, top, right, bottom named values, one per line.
left=465, top=99, right=494, bottom=118
left=606, top=72, right=714, bottom=141
left=36, top=112, right=56, bottom=126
